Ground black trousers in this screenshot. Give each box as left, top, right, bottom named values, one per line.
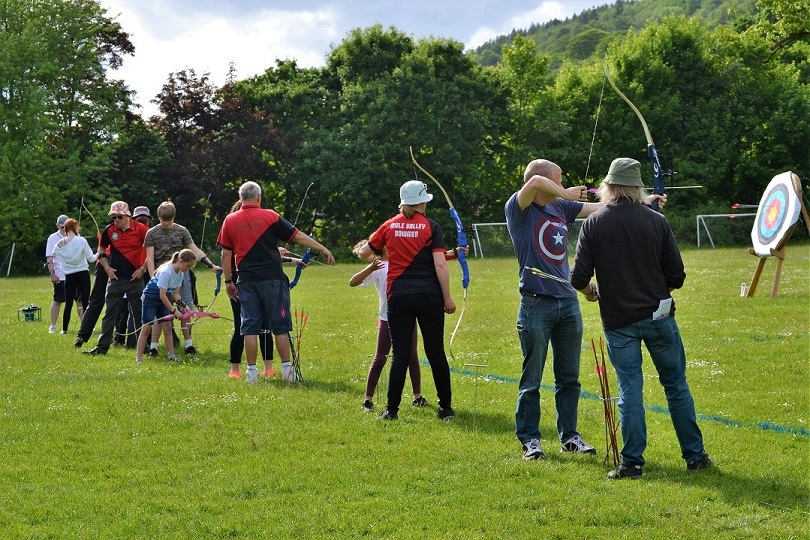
left=386, top=293, right=452, bottom=413
left=77, top=264, right=108, bottom=342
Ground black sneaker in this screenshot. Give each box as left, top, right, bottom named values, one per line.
left=379, top=409, right=397, bottom=420
left=73, top=337, right=85, bottom=348
left=362, top=399, right=374, bottom=412
left=185, top=345, right=198, bottom=355
left=82, top=346, right=108, bottom=356
left=147, top=348, right=159, bottom=357
left=412, top=396, right=429, bottom=407
left=687, top=454, right=713, bottom=472
left=607, top=463, right=643, bottom=480
left=437, top=407, right=455, bottom=421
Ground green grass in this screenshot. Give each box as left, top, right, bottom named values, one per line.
left=1, top=246, right=808, bottom=538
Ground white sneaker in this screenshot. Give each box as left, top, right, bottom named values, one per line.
left=48, top=325, right=56, bottom=334
left=522, top=438, right=546, bottom=460
left=59, top=330, right=67, bottom=335
left=282, top=362, right=300, bottom=382
left=561, top=435, right=596, bottom=454
left=246, top=365, right=259, bottom=384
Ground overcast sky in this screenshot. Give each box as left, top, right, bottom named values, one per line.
left=99, top=0, right=613, bottom=118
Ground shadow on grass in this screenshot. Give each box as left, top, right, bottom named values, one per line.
left=645, top=462, right=810, bottom=514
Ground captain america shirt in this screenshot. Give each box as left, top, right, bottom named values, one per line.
left=505, top=193, right=582, bottom=298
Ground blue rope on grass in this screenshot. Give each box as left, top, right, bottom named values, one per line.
left=439, top=360, right=810, bottom=438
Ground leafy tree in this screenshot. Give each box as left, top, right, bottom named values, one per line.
left=303, top=31, right=505, bottom=253
left=109, top=118, right=171, bottom=214
left=148, top=67, right=291, bottom=248
left=745, top=0, right=810, bottom=61
left=0, top=0, right=132, bottom=274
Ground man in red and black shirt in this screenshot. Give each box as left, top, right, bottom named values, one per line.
left=82, top=201, right=149, bottom=356
left=217, top=181, right=335, bottom=383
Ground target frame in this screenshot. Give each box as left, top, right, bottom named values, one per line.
left=750, top=172, right=801, bottom=257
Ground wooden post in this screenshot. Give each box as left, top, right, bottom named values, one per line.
left=747, top=246, right=788, bottom=298
left=770, top=247, right=786, bottom=299
left=746, top=248, right=766, bottom=297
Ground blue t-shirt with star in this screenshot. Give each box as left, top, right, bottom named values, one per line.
left=505, top=193, right=582, bottom=298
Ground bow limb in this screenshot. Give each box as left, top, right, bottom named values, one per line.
left=200, top=270, right=222, bottom=315
left=605, top=66, right=665, bottom=212
left=289, top=247, right=312, bottom=290
left=409, top=147, right=470, bottom=359
left=81, top=198, right=102, bottom=242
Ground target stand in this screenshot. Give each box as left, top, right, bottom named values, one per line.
left=746, top=171, right=809, bottom=298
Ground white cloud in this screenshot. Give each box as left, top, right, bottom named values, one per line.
left=103, top=1, right=341, bottom=117
left=100, top=0, right=607, bottom=118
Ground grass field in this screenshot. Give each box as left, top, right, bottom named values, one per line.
left=0, top=245, right=807, bottom=538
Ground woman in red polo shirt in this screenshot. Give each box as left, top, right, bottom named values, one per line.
left=360, top=181, right=456, bottom=421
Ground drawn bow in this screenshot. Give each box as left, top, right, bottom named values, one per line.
left=409, top=146, right=470, bottom=360
left=605, top=66, right=665, bottom=212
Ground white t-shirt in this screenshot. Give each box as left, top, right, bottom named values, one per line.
left=357, top=260, right=388, bottom=321
left=45, top=230, right=66, bottom=280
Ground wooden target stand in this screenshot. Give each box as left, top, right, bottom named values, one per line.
left=746, top=172, right=809, bottom=298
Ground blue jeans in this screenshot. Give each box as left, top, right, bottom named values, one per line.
left=515, top=295, right=583, bottom=443
left=605, top=315, right=705, bottom=466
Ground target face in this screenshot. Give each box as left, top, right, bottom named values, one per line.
left=751, top=172, right=801, bottom=256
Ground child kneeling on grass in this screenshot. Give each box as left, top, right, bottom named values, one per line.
left=136, top=249, right=196, bottom=363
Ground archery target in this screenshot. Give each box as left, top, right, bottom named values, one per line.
left=751, top=171, right=801, bottom=257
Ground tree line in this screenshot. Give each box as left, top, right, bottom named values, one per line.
left=1, top=0, right=807, bottom=274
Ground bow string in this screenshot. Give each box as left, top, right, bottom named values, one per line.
left=288, top=183, right=315, bottom=290
left=605, top=65, right=665, bottom=212
left=409, top=146, right=469, bottom=360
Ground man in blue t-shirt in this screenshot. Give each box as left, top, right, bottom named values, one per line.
left=504, top=159, right=603, bottom=461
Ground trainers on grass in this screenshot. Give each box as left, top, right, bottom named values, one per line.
left=561, top=435, right=596, bottom=454
left=412, top=396, right=429, bottom=407
left=522, top=438, right=546, bottom=460
left=246, top=365, right=259, bottom=384
left=437, top=407, right=455, bottom=421
left=379, top=409, right=397, bottom=420
left=362, top=399, right=374, bottom=412
left=607, top=463, right=643, bottom=480
left=282, top=363, right=300, bottom=382
left=687, top=454, right=713, bottom=472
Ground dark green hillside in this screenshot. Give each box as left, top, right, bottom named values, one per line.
left=471, top=0, right=758, bottom=67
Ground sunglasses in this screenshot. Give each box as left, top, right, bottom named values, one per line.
left=112, top=215, right=126, bottom=220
